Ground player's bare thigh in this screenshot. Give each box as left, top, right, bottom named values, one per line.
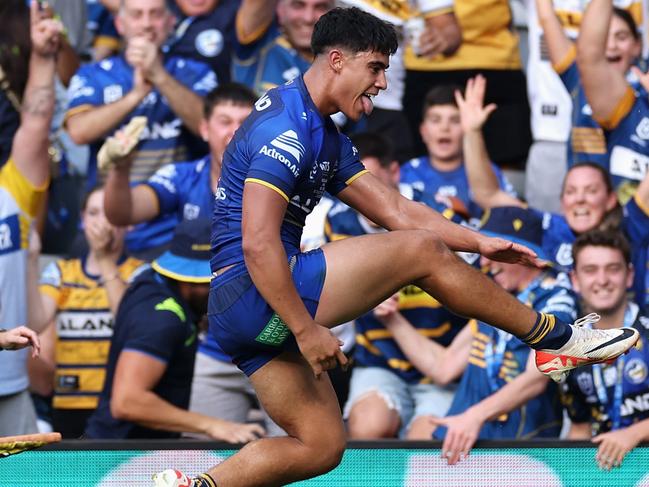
left=315, top=229, right=448, bottom=327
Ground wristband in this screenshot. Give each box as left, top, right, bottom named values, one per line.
left=0, top=328, right=7, bottom=351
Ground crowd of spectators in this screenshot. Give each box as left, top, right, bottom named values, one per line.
left=1, top=0, right=649, bottom=473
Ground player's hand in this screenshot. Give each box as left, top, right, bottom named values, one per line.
left=592, top=428, right=642, bottom=470
left=0, top=326, right=41, bottom=358
left=477, top=236, right=544, bottom=268
left=204, top=419, right=265, bottom=444
left=30, top=1, right=64, bottom=58
left=296, top=323, right=348, bottom=379
left=455, top=75, right=497, bottom=133
left=430, top=410, right=484, bottom=465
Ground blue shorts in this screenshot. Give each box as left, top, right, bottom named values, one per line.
left=207, top=249, right=326, bottom=376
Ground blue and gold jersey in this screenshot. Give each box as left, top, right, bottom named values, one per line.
left=39, top=256, right=145, bottom=410
left=66, top=54, right=217, bottom=188
left=400, top=156, right=515, bottom=218
left=325, top=188, right=468, bottom=384
left=0, top=158, right=48, bottom=395
left=555, top=52, right=608, bottom=170
left=561, top=304, right=649, bottom=434
left=435, top=271, right=577, bottom=440
left=233, top=22, right=312, bottom=96
left=594, top=83, right=649, bottom=204
left=211, top=76, right=366, bottom=270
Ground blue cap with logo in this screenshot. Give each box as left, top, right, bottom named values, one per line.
left=151, top=218, right=212, bottom=283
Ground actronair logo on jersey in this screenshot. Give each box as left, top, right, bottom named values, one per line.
left=259, top=130, right=305, bottom=177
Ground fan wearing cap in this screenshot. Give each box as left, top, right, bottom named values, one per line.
left=382, top=206, right=578, bottom=464
left=84, top=218, right=264, bottom=442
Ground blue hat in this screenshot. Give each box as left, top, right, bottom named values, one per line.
left=479, top=206, right=550, bottom=263
left=151, top=218, right=212, bottom=283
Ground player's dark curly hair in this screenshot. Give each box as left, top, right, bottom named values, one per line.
left=311, top=7, right=398, bottom=57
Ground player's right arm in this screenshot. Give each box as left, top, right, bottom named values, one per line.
left=243, top=182, right=348, bottom=378
left=236, top=0, right=278, bottom=45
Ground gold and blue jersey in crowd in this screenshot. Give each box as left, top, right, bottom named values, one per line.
left=434, top=272, right=577, bottom=440
left=39, top=256, right=144, bottom=410
left=212, top=76, right=367, bottom=271
left=232, top=21, right=312, bottom=96
left=561, top=304, right=649, bottom=433
left=325, top=193, right=468, bottom=384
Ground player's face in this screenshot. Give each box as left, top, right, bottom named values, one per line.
left=561, top=166, right=617, bottom=234
left=337, top=50, right=389, bottom=121
left=201, top=102, right=253, bottom=163
left=420, top=105, right=463, bottom=164
left=480, top=256, right=536, bottom=293
left=606, top=14, right=640, bottom=74
left=277, top=0, right=333, bottom=54
left=361, top=156, right=399, bottom=189
left=571, top=246, right=632, bottom=315
left=175, top=0, right=218, bottom=16
left=117, top=0, right=174, bottom=46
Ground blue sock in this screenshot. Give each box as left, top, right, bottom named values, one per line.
left=520, top=312, right=573, bottom=350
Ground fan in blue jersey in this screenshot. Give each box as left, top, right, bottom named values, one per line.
left=166, top=0, right=240, bottom=84
left=578, top=0, right=649, bottom=206
left=327, top=132, right=469, bottom=440
left=561, top=230, right=649, bottom=471
left=65, top=0, right=217, bottom=257
left=103, top=83, right=283, bottom=436
left=536, top=0, right=642, bottom=186
left=460, top=74, right=649, bottom=310
left=401, top=84, right=516, bottom=221
left=152, top=8, right=640, bottom=487
left=86, top=0, right=121, bottom=60
left=233, top=0, right=334, bottom=95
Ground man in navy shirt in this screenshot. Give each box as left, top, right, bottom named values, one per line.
left=154, top=8, right=640, bottom=487
left=85, top=218, right=263, bottom=441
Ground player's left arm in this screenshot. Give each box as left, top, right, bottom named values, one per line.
left=592, top=418, right=649, bottom=470
left=430, top=352, right=550, bottom=465
left=338, top=172, right=540, bottom=266
left=577, top=0, right=634, bottom=127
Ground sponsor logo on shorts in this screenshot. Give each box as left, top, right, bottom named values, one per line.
left=256, top=313, right=291, bottom=346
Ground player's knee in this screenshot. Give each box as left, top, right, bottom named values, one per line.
left=312, top=435, right=345, bottom=475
